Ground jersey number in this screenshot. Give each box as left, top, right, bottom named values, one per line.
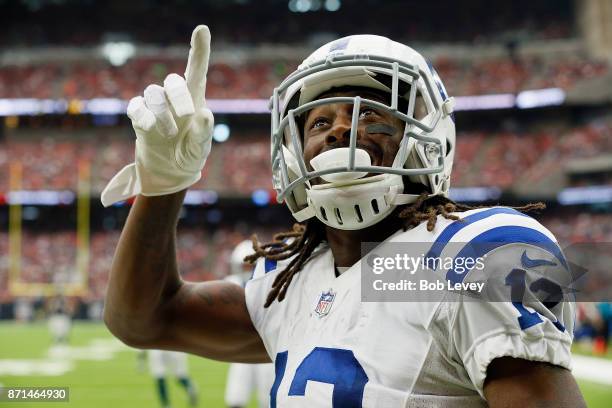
left=505, top=268, right=565, bottom=332
left=270, top=347, right=368, bottom=408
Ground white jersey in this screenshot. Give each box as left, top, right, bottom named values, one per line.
left=245, top=207, right=575, bottom=407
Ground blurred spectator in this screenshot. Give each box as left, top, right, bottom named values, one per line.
left=0, top=55, right=608, bottom=100
left=0, top=59, right=292, bottom=100
left=1, top=211, right=609, bottom=302
left=541, top=212, right=612, bottom=245
left=2, top=121, right=610, bottom=194
left=0, top=226, right=276, bottom=300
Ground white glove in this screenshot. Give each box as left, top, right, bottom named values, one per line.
left=101, top=25, right=214, bottom=207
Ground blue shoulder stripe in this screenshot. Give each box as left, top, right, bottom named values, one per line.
left=426, top=207, right=528, bottom=260
left=446, top=226, right=568, bottom=284
left=264, top=258, right=278, bottom=274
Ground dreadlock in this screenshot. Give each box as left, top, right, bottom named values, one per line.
left=246, top=194, right=545, bottom=308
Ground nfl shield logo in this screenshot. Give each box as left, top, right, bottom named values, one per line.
left=315, top=289, right=336, bottom=318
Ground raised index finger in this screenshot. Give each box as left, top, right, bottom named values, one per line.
left=184, top=25, right=211, bottom=109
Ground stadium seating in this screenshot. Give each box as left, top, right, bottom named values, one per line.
left=1, top=211, right=609, bottom=301
left=1, top=56, right=608, bottom=99
left=1, top=121, right=609, bottom=195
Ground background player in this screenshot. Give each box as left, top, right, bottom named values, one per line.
left=224, top=241, right=274, bottom=408
left=144, top=349, right=199, bottom=408
left=46, top=294, right=72, bottom=345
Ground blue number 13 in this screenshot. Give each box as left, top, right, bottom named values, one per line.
left=270, top=347, right=368, bottom=408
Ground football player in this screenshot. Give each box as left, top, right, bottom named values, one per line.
left=102, top=25, right=586, bottom=407
left=144, top=349, right=198, bottom=408
left=224, top=241, right=275, bottom=408
left=47, top=295, right=72, bottom=345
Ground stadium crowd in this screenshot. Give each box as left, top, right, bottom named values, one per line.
left=0, top=225, right=277, bottom=300
left=1, top=211, right=610, bottom=302
left=0, top=55, right=608, bottom=100
left=1, top=121, right=610, bottom=195
left=453, top=120, right=612, bottom=190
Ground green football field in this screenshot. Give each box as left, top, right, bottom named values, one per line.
left=0, top=322, right=610, bottom=407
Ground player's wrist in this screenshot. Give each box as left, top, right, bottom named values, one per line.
left=135, top=189, right=188, bottom=211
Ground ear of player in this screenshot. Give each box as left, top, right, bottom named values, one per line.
left=101, top=25, right=214, bottom=207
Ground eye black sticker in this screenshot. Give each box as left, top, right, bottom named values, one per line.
left=365, top=124, right=396, bottom=136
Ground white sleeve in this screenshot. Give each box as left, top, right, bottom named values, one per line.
left=450, top=242, right=575, bottom=397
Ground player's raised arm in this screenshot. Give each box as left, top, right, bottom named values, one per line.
left=102, top=26, right=268, bottom=363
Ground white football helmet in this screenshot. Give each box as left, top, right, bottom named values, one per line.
left=270, top=34, right=456, bottom=230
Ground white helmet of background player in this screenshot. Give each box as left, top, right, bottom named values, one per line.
left=230, top=240, right=255, bottom=276
left=270, top=35, right=456, bottom=230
